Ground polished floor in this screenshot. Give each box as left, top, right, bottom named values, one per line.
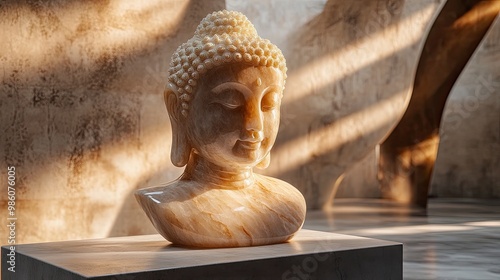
left=303, top=198, right=500, bottom=280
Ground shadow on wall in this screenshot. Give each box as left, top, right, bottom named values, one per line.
left=256, top=0, right=442, bottom=209
left=0, top=0, right=225, bottom=242
left=0, top=0, right=442, bottom=242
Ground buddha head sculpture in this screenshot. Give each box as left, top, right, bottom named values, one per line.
left=136, top=10, right=305, bottom=248
left=165, top=10, right=287, bottom=171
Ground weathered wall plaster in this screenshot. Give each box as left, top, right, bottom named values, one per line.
left=431, top=16, right=500, bottom=198
left=0, top=0, right=224, bottom=243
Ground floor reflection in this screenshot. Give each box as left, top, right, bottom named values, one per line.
left=304, top=198, right=500, bottom=280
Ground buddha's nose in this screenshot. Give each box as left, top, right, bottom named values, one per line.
left=242, top=104, right=264, bottom=141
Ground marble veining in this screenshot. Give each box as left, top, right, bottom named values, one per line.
left=137, top=176, right=306, bottom=247
left=135, top=10, right=306, bottom=248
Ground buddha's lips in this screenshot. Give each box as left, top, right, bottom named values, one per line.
left=238, top=140, right=261, bottom=150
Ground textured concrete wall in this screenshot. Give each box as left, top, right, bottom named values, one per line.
left=431, top=16, right=500, bottom=198
left=2, top=0, right=495, bottom=245
left=0, top=0, right=224, bottom=243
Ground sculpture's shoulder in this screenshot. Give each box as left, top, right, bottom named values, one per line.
left=254, top=174, right=307, bottom=209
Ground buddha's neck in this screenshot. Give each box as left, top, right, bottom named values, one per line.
left=183, top=153, right=255, bottom=189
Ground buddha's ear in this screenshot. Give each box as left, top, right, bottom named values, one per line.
left=256, top=152, right=271, bottom=169
left=165, top=87, right=191, bottom=167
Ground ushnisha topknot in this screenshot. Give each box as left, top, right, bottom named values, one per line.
left=167, top=10, right=287, bottom=117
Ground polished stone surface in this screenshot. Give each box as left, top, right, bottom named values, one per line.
left=1, top=229, right=401, bottom=280
left=304, top=198, right=500, bottom=280
left=136, top=10, right=306, bottom=248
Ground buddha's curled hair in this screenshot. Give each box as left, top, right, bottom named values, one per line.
left=167, top=10, right=287, bottom=117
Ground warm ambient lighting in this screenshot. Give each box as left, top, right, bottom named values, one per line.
left=2, top=0, right=190, bottom=242
left=269, top=92, right=407, bottom=175
left=267, top=4, right=438, bottom=176
left=29, top=122, right=174, bottom=239
left=2, top=0, right=190, bottom=80
left=284, top=4, right=437, bottom=106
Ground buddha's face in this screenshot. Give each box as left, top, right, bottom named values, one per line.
left=186, top=64, right=284, bottom=169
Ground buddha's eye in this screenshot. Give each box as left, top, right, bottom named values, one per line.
left=261, top=91, right=281, bottom=111
left=212, top=89, right=244, bottom=110
left=220, top=101, right=242, bottom=110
